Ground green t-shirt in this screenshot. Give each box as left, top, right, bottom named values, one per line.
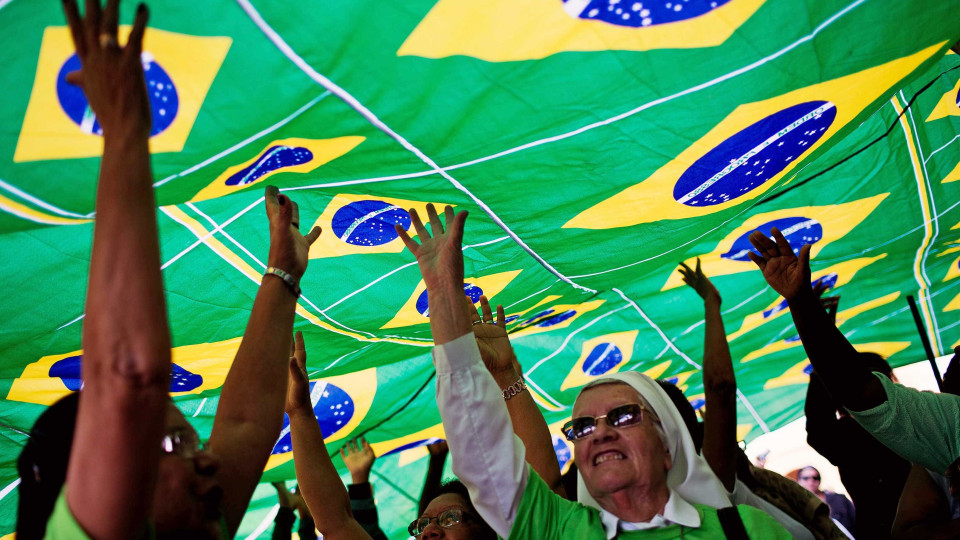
left=510, top=468, right=792, bottom=539
left=44, top=489, right=230, bottom=540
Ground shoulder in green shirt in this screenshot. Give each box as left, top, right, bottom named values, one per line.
left=44, top=489, right=230, bottom=540
left=510, top=466, right=792, bottom=540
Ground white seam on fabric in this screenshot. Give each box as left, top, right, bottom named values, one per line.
left=282, top=169, right=437, bottom=191
left=192, top=397, right=208, bottom=418
left=234, top=0, right=595, bottom=294
left=902, top=91, right=944, bottom=350
left=0, top=177, right=94, bottom=218
left=925, top=133, right=960, bottom=164
left=244, top=504, right=280, bottom=540
left=612, top=287, right=770, bottom=433
left=504, top=280, right=560, bottom=309
left=184, top=202, right=380, bottom=339
left=524, top=305, right=630, bottom=377
left=0, top=478, right=21, bottom=503
left=153, top=92, right=330, bottom=188
left=441, top=0, right=866, bottom=174
left=57, top=313, right=86, bottom=331
left=895, top=95, right=943, bottom=353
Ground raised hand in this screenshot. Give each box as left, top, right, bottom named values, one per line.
left=63, top=0, right=151, bottom=138
left=340, top=437, right=376, bottom=485
left=466, top=294, right=517, bottom=376
left=426, top=439, right=449, bottom=457
left=395, top=204, right=468, bottom=291
left=747, top=227, right=811, bottom=301
left=678, top=258, right=721, bottom=304
left=265, top=186, right=322, bottom=281
left=284, top=331, right=311, bottom=415
left=272, top=481, right=297, bottom=509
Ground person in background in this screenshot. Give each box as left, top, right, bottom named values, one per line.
left=746, top=228, right=960, bottom=481
left=678, top=260, right=817, bottom=540
left=806, top=354, right=908, bottom=540
left=891, top=346, right=960, bottom=540
left=796, top=466, right=855, bottom=534
left=271, top=482, right=316, bottom=540
left=419, top=440, right=451, bottom=516
left=285, top=332, right=496, bottom=540
left=340, top=438, right=387, bottom=540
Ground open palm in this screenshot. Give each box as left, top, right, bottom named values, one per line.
left=747, top=228, right=811, bottom=300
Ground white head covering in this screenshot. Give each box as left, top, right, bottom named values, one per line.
left=575, top=371, right=732, bottom=511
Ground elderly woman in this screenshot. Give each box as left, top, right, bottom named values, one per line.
left=395, top=205, right=791, bottom=539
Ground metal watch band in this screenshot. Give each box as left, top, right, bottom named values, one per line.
left=264, top=266, right=301, bottom=298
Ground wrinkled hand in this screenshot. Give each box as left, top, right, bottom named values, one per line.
left=62, top=0, right=151, bottom=138
left=396, top=204, right=468, bottom=291
left=747, top=228, right=811, bottom=301
left=265, top=186, right=322, bottom=281
left=426, top=439, right=448, bottom=457
left=340, top=437, right=375, bottom=484
left=284, top=331, right=311, bottom=415
left=465, top=294, right=517, bottom=375
left=678, top=258, right=720, bottom=304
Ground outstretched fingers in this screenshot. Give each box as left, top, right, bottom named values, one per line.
left=464, top=294, right=481, bottom=323
left=497, top=304, right=505, bottom=327
left=479, top=295, right=493, bottom=323
left=126, top=3, right=148, bottom=57
left=771, top=227, right=794, bottom=257
left=83, top=0, right=102, bottom=46
left=426, top=203, right=444, bottom=237
left=409, top=208, right=429, bottom=240
left=100, top=0, right=120, bottom=42
left=63, top=0, right=87, bottom=57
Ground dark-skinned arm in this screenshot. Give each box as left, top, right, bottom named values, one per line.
left=419, top=440, right=448, bottom=516
left=287, top=332, right=373, bottom=540
left=891, top=465, right=960, bottom=540
left=804, top=373, right=844, bottom=464
left=62, top=2, right=169, bottom=538
left=679, top=260, right=737, bottom=491
left=209, top=187, right=321, bottom=536
left=747, top=229, right=884, bottom=412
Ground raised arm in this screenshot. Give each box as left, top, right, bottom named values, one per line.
left=63, top=2, right=170, bottom=538
left=747, top=228, right=884, bottom=411
left=470, top=294, right=566, bottom=497
left=396, top=205, right=529, bottom=539
left=804, top=373, right=845, bottom=464
left=209, top=187, right=321, bottom=535
left=287, top=332, right=372, bottom=540
left=341, top=438, right=388, bottom=540
left=419, top=440, right=449, bottom=516
left=679, top=260, right=737, bottom=491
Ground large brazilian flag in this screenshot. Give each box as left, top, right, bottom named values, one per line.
left=1, top=0, right=960, bottom=537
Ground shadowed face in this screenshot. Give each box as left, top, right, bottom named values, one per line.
left=154, top=402, right=223, bottom=540
left=797, top=466, right=821, bottom=494
left=572, top=383, right=671, bottom=500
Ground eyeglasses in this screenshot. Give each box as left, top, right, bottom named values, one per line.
left=162, top=427, right=206, bottom=459
left=407, top=508, right=473, bottom=536
left=562, top=403, right=656, bottom=442
left=798, top=475, right=820, bottom=481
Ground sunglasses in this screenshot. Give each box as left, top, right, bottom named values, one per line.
left=562, top=403, right=656, bottom=442
left=798, top=475, right=820, bottom=481
left=407, top=508, right=475, bottom=536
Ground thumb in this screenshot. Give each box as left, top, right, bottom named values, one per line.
left=65, top=70, right=84, bottom=87
left=305, top=226, right=322, bottom=246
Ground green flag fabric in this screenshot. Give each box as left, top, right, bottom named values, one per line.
left=1, top=0, right=960, bottom=537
